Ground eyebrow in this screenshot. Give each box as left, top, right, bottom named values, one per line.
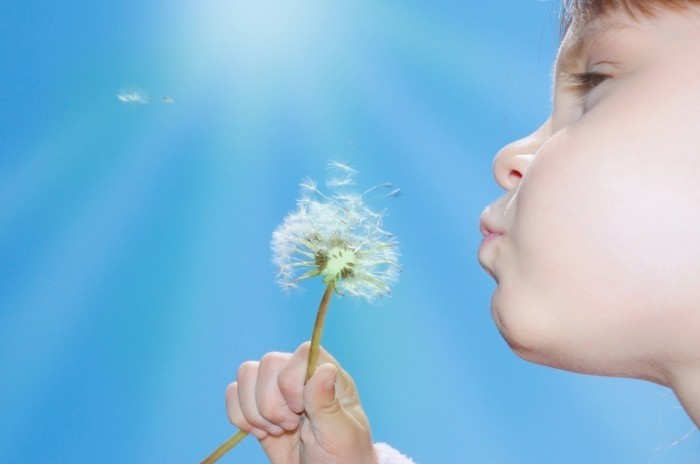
left=555, top=20, right=630, bottom=77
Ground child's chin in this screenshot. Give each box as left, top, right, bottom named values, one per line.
left=491, top=289, right=550, bottom=352
left=490, top=290, right=585, bottom=371
left=496, top=309, right=664, bottom=380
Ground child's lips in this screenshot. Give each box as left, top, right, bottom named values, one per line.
left=480, top=231, right=502, bottom=249
left=479, top=215, right=504, bottom=241
left=478, top=215, right=504, bottom=278
left=478, top=232, right=502, bottom=274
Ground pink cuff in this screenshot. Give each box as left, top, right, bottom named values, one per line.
left=374, top=442, right=415, bottom=464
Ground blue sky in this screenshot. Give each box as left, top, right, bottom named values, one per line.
left=1, top=1, right=698, bottom=462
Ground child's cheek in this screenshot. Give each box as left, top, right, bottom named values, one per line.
left=512, top=138, right=698, bottom=325
left=492, top=154, right=650, bottom=369
left=512, top=153, right=619, bottom=299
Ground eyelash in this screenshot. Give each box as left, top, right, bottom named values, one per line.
left=570, top=72, right=610, bottom=94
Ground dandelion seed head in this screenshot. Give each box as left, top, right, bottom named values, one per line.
left=271, top=162, right=400, bottom=301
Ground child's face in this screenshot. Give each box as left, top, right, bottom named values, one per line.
left=479, top=6, right=700, bottom=383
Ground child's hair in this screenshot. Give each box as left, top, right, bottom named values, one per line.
left=561, top=0, right=696, bottom=35
left=563, top=0, right=695, bottom=24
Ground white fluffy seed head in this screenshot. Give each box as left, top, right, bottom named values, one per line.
left=271, top=162, right=401, bottom=301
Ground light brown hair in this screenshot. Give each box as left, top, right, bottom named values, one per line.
left=561, top=0, right=695, bottom=35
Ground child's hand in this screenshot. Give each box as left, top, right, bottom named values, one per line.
left=226, top=342, right=377, bottom=464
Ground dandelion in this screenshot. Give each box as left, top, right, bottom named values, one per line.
left=116, top=85, right=149, bottom=105
left=201, top=162, right=400, bottom=464
left=271, top=162, right=400, bottom=300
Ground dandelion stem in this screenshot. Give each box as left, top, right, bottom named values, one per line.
left=200, top=430, right=248, bottom=464
left=306, top=280, right=335, bottom=382
left=199, top=281, right=335, bottom=464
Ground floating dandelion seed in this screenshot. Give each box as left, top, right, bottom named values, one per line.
left=161, top=96, right=174, bottom=103
left=116, top=85, right=149, bottom=105
left=388, top=188, right=402, bottom=198
left=271, top=161, right=400, bottom=300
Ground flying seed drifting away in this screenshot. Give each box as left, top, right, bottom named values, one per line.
left=116, top=86, right=149, bottom=105
left=161, top=96, right=174, bottom=103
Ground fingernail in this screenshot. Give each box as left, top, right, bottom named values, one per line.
left=268, top=425, right=284, bottom=436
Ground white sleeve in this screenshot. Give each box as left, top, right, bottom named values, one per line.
left=374, top=442, right=416, bottom=464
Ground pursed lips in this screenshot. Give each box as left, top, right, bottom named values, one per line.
left=479, top=208, right=505, bottom=240
left=478, top=208, right=505, bottom=279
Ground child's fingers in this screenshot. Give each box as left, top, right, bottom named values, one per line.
left=277, top=343, right=312, bottom=413
left=256, top=352, right=301, bottom=432
left=224, top=381, right=268, bottom=440
left=235, top=361, right=282, bottom=438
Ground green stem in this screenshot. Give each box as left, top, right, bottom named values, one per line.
left=305, top=280, right=335, bottom=382
left=200, top=280, right=336, bottom=463
left=200, top=430, right=248, bottom=464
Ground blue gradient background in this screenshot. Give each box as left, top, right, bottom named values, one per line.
left=1, top=1, right=698, bottom=462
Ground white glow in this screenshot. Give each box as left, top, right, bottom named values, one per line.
left=177, top=0, right=329, bottom=76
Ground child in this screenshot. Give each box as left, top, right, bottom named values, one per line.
left=225, top=1, right=700, bottom=462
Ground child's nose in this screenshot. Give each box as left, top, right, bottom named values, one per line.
left=492, top=120, right=549, bottom=191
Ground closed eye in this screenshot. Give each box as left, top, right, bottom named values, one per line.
left=569, top=72, right=610, bottom=95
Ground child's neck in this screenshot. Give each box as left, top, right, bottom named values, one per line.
left=670, top=368, right=700, bottom=429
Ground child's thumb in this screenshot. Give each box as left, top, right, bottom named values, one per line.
left=304, top=362, right=345, bottom=429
